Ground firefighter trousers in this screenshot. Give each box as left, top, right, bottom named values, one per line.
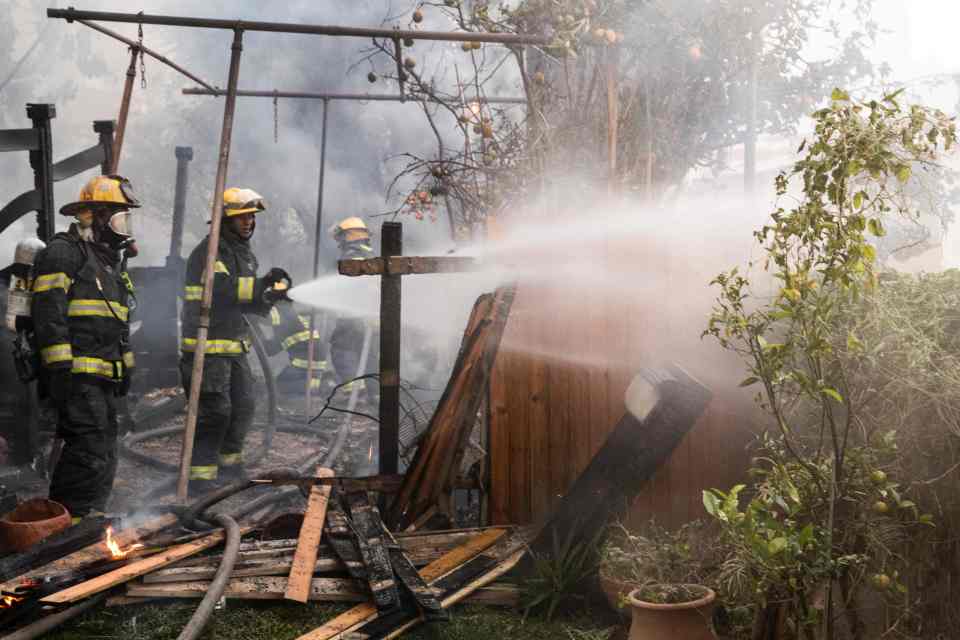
left=179, top=354, right=255, bottom=480
left=49, top=375, right=119, bottom=518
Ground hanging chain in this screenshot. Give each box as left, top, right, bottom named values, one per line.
left=273, top=92, right=279, bottom=144
left=137, top=19, right=147, bottom=89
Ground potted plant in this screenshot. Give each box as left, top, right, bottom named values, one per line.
left=598, top=520, right=719, bottom=638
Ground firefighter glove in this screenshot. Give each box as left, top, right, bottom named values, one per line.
left=117, top=370, right=133, bottom=397
left=262, top=267, right=292, bottom=288
left=48, top=368, right=72, bottom=410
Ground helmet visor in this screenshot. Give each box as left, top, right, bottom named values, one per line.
left=108, top=211, right=134, bottom=238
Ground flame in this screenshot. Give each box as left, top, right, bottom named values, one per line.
left=104, top=526, right=144, bottom=559
left=0, top=594, right=23, bottom=608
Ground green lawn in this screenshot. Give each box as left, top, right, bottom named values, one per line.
left=45, top=601, right=620, bottom=640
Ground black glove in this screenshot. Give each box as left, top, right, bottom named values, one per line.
left=262, top=287, right=290, bottom=304
left=47, top=368, right=72, bottom=410
left=117, top=370, right=133, bottom=397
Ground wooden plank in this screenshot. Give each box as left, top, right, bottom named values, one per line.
left=488, top=342, right=511, bottom=525
left=40, top=525, right=250, bottom=605
left=129, top=576, right=365, bottom=601
left=0, top=512, right=179, bottom=594
left=285, top=467, right=334, bottom=603
left=0, top=516, right=114, bottom=583
left=381, top=524, right=442, bottom=615
left=528, top=344, right=550, bottom=522
left=346, top=493, right=399, bottom=613
left=295, top=528, right=506, bottom=640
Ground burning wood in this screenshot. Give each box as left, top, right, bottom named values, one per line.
left=104, top=526, right=144, bottom=560
left=1, top=593, right=24, bottom=608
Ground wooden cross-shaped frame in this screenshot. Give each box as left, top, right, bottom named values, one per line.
left=337, top=222, right=479, bottom=476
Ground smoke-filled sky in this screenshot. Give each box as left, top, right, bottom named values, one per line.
left=1, top=0, right=958, bottom=270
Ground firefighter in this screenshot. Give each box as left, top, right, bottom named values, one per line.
left=31, top=175, right=140, bottom=521
left=265, top=300, right=331, bottom=396
left=180, top=188, right=290, bottom=492
left=329, top=217, right=377, bottom=397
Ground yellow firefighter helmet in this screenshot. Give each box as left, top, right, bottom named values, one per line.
left=330, top=217, right=370, bottom=242
left=223, top=187, right=266, bottom=216
left=59, top=175, right=141, bottom=216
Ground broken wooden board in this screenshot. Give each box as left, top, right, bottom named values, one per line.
left=295, top=528, right=506, bottom=640
left=285, top=467, right=334, bottom=603
left=528, top=365, right=712, bottom=557
left=346, top=492, right=400, bottom=615
left=381, top=523, right=443, bottom=617
left=324, top=505, right=368, bottom=583
left=0, top=516, right=114, bottom=583
left=40, top=524, right=252, bottom=605
left=122, top=582, right=516, bottom=606
left=388, top=287, right=515, bottom=530
left=0, top=512, right=179, bottom=595
left=349, top=530, right=530, bottom=639
left=128, top=576, right=365, bottom=601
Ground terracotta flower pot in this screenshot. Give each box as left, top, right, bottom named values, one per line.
left=598, top=572, right=633, bottom=616
left=0, top=498, right=71, bottom=552
left=626, top=585, right=717, bottom=640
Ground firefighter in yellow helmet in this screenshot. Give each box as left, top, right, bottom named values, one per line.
left=180, top=188, right=291, bottom=494
left=31, top=175, right=140, bottom=520
left=329, top=217, right=376, bottom=396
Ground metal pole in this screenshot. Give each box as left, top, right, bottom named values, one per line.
left=305, top=98, right=330, bottom=419
left=744, top=36, right=759, bottom=195
left=77, top=19, right=217, bottom=91
left=177, top=28, right=245, bottom=502
left=48, top=8, right=551, bottom=46
left=169, top=146, right=194, bottom=266
left=93, top=120, right=115, bottom=174
left=379, top=222, right=402, bottom=476
left=182, top=88, right=526, bottom=104
left=110, top=47, right=139, bottom=174
left=26, top=103, right=56, bottom=242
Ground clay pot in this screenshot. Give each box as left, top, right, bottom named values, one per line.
left=626, top=585, right=717, bottom=640
left=598, top=572, right=633, bottom=616
left=0, top=498, right=71, bottom=552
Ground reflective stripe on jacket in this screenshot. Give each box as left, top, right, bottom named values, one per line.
left=31, top=227, right=133, bottom=380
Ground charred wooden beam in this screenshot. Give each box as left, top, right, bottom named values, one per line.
left=337, top=256, right=479, bottom=277
left=380, top=523, right=443, bottom=618
left=0, top=516, right=113, bottom=583
left=530, top=365, right=713, bottom=556
left=346, top=493, right=400, bottom=614
left=248, top=474, right=403, bottom=493
left=128, top=576, right=365, bottom=601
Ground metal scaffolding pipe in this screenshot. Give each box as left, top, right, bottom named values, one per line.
left=177, top=28, right=245, bottom=502
left=77, top=19, right=218, bottom=91
left=48, top=8, right=550, bottom=45
left=304, top=98, right=330, bottom=423
left=182, top=87, right=527, bottom=104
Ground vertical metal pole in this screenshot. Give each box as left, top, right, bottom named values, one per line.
left=177, top=29, right=245, bottom=502
left=379, top=222, right=402, bottom=476
left=169, top=146, right=194, bottom=265
left=305, top=98, right=330, bottom=419
left=605, top=46, right=619, bottom=196
left=110, top=47, right=139, bottom=174
left=93, top=120, right=116, bottom=175
left=26, top=103, right=56, bottom=242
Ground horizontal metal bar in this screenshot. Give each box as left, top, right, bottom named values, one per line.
left=49, top=8, right=550, bottom=45
left=338, top=256, right=479, bottom=277
left=0, top=128, right=39, bottom=152
left=77, top=20, right=218, bottom=91
left=52, top=143, right=105, bottom=182
left=182, top=87, right=527, bottom=104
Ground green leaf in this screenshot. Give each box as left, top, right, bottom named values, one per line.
left=798, top=524, right=814, bottom=546
left=863, top=244, right=877, bottom=262
left=831, top=88, right=850, bottom=102
left=853, top=191, right=864, bottom=209
left=702, top=490, right=721, bottom=517
left=896, top=164, right=912, bottom=183
left=768, top=537, right=788, bottom=555
left=739, top=376, right=760, bottom=387
left=821, top=388, right=844, bottom=403
left=868, top=218, right=886, bottom=237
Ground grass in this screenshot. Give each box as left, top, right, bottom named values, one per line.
left=44, top=601, right=618, bottom=640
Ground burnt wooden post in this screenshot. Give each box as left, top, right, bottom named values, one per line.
left=379, top=222, right=402, bottom=477
left=93, top=120, right=115, bottom=175
left=26, top=103, right=56, bottom=242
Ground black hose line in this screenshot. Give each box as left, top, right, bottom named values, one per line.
left=174, top=513, right=241, bottom=640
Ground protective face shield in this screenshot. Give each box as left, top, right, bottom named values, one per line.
left=107, top=211, right=133, bottom=239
